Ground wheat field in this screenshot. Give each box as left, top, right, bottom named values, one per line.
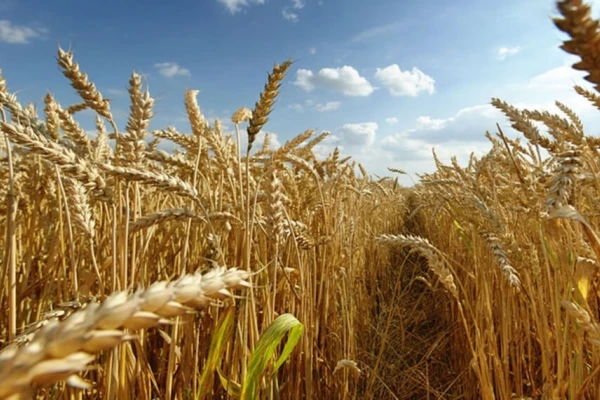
left=3, top=0, right=600, bottom=398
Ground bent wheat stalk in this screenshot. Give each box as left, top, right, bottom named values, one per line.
left=0, top=266, right=251, bottom=399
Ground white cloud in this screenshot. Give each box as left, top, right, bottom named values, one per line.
left=238, top=130, right=281, bottom=153
left=154, top=62, right=191, bottom=78
left=350, top=22, right=403, bottom=43
left=312, top=132, right=341, bottom=160
left=509, top=62, right=597, bottom=116
left=497, top=46, right=521, bottom=61
left=374, top=65, right=435, bottom=96
left=289, top=100, right=341, bottom=112
left=339, top=122, right=378, bottom=147
left=0, top=20, right=46, bottom=44
left=254, top=131, right=281, bottom=150
left=527, top=65, right=584, bottom=89
left=375, top=61, right=600, bottom=174
left=218, top=0, right=265, bottom=13
left=282, top=9, right=299, bottom=21
left=315, top=101, right=341, bottom=112
left=375, top=105, right=501, bottom=184
left=362, top=62, right=600, bottom=184
left=382, top=104, right=503, bottom=148
left=288, top=103, right=304, bottom=112
left=415, top=116, right=447, bottom=130
left=294, top=66, right=374, bottom=96
left=282, top=0, right=304, bottom=22
left=385, top=117, right=398, bottom=125
left=381, top=133, right=489, bottom=169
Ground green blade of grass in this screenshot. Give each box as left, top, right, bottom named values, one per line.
left=453, top=219, right=472, bottom=253
left=217, top=365, right=242, bottom=398
left=241, top=313, right=304, bottom=400
left=197, top=307, right=235, bottom=400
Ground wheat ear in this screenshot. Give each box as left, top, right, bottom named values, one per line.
left=56, top=47, right=112, bottom=120
left=246, top=60, right=292, bottom=153
left=554, top=0, right=600, bottom=91
left=0, top=266, right=251, bottom=399
left=377, top=234, right=458, bottom=297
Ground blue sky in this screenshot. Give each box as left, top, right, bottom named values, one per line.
left=1, top=0, right=600, bottom=185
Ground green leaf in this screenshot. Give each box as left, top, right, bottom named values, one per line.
left=217, top=365, right=242, bottom=398
left=241, top=314, right=304, bottom=400
left=453, top=220, right=472, bottom=253
left=197, top=307, right=235, bottom=400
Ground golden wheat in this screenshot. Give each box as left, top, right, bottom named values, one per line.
left=0, top=266, right=250, bottom=399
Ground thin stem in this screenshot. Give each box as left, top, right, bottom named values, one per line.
left=54, top=165, right=78, bottom=296
left=3, top=135, right=17, bottom=342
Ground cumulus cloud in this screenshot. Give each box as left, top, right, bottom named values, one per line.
left=289, top=61, right=600, bottom=185
left=339, top=122, right=378, bottom=147
left=282, top=0, right=304, bottom=21
left=374, top=65, right=435, bottom=96
left=527, top=65, right=584, bottom=89
left=497, top=46, right=521, bottom=61
left=315, top=101, right=341, bottom=112
left=0, top=20, right=46, bottom=44
left=289, top=100, right=341, bottom=112
left=218, top=123, right=280, bottom=153
left=241, top=130, right=281, bottom=153
left=378, top=61, right=600, bottom=167
left=374, top=106, right=500, bottom=182
left=294, top=66, right=374, bottom=96
left=218, top=0, right=265, bottom=13
left=509, top=62, right=598, bottom=117
left=415, top=116, right=447, bottom=130
left=366, top=62, right=600, bottom=184
left=288, top=103, right=304, bottom=112
left=154, top=62, right=191, bottom=78
left=418, top=105, right=501, bottom=143
left=312, top=132, right=342, bottom=160
left=282, top=10, right=299, bottom=21
left=293, top=71, right=315, bottom=91
left=254, top=131, right=281, bottom=150
left=376, top=104, right=502, bottom=177
left=382, top=134, right=490, bottom=168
